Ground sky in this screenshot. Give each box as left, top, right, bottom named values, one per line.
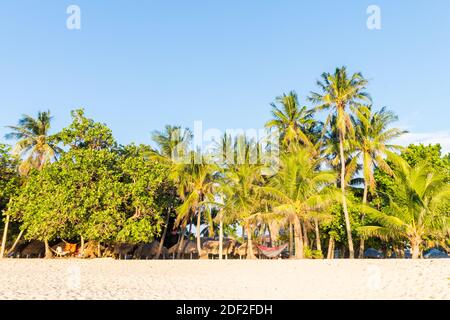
left=0, top=0, right=449, bottom=153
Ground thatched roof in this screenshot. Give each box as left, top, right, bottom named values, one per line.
left=202, top=239, right=236, bottom=255
left=168, top=240, right=198, bottom=255
left=134, top=241, right=168, bottom=258
left=235, top=242, right=259, bottom=256
left=21, top=240, right=45, bottom=257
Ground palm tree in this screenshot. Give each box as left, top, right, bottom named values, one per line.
left=219, top=163, right=264, bottom=259
left=170, top=152, right=216, bottom=257
left=358, top=154, right=450, bottom=259
left=265, top=91, right=317, bottom=150
left=3, top=111, right=60, bottom=258
left=5, top=110, right=61, bottom=175
left=151, top=125, right=192, bottom=161
left=261, top=145, right=338, bottom=258
left=151, top=125, right=193, bottom=258
left=351, top=105, right=407, bottom=257
left=309, top=66, right=371, bottom=258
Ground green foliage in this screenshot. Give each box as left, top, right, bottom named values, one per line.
left=57, top=109, right=116, bottom=151
left=7, top=145, right=171, bottom=244
left=304, top=247, right=324, bottom=259
left=0, top=144, right=21, bottom=230
left=360, top=154, right=450, bottom=257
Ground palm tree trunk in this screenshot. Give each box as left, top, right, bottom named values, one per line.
left=44, top=239, right=52, bottom=259
left=289, top=222, right=293, bottom=258
left=411, top=237, right=422, bottom=259
left=293, top=216, right=304, bottom=259
left=339, top=132, right=354, bottom=259
left=97, top=242, right=101, bottom=257
left=327, top=236, right=334, bottom=259
left=6, top=229, right=24, bottom=256
left=80, top=235, right=85, bottom=257
left=219, top=216, right=223, bottom=260
left=176, top=225, right=187, bottom=259
left=0, top=214, right=10, bottom=258
left=302, top=221, right=309, bottom=249
left=196, top=209, right=202, bottom=257
left=358, top=185, right=369, bottom=259
left=246, top=224, right=256, bottom=259
left=156, top=210, right=171, bottom=259
left=314, top=217, right=322, bottom=253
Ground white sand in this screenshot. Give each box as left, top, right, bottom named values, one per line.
left=0, top=259, right=448, bottom=300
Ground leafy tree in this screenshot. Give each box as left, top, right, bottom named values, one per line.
left=0, top=144, right=21, bottom=257
left=57, top=109, right=116, bottom=151
left=117, top=144, right=172, bottom=244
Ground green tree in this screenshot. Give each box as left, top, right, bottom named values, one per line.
left=0, top=144, right=21, bottom=258
left=358, top=154, right=450, bottom=259
left=6, top=110, right=61, bottom=175
left=309, top=66, right=371, bottom=258
left=170, top=152, right=216, bottom=256
left=265, top=91, right=318, bottom=150
left=351, top=105, right=406, bottom=257
left=151, top=125, right=192, bottom=161
left=262, top=145, right=338, bottom=258
left=57, top=109, right=116, bottom=151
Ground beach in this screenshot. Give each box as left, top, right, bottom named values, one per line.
left=0, top=259, right=448, bottom=300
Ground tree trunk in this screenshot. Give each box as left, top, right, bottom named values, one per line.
left=6, top=229, right=24, bottom=256
left=411, top=237, right=422, bottom=259
left=246, top=224, right=256, bottom=259
left=80, top=235, right=85, bottom=258
left=97, top=242, right=101, bottom=257
left=156, top=211, right=171, bottom=259
left=314, top=218, right=322, bottom=253
left=289, top=222, right=293, bottom=258
left=302, top=221, right=309, bottom=249
left=176, top=225, right=187, bottom=259
left=327, top=236, right=334, bottom=259
left=219, top=217, right=223, bottom=260
left=196, top=209, right=202, bottom=257
left=44, top=239, right=52, bottom=259
left=293, top=216, right=304, bottom=259
left=339, top=131, right=354, bottom=259
left=358, top=184, right=369, bottom=259
left=0, top=214, right=10, bottom=258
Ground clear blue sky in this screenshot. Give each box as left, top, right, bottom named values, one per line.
left=1, top=1, right=449, bottom=151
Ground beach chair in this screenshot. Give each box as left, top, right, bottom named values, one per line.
left=51, top=246, right=70, bottom=258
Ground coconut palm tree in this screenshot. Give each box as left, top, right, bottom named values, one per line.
left=151, top=125, right=192, bottom=161
left=265, top=91, right=317, bottom=150
left=151, top=125, right=193, bottom=258
left=351, top=105, right=407, bottom=257
left=5, top=110, right=61, bottom=175
left=219, top=163, right=264, bottom=259
left=358, top=154, right=450, bottom=259
left=170, top=152, right=217, bottom=257
left=261, top=145, right=338, bottom=258
left=309, top=67, right=371, bottom=258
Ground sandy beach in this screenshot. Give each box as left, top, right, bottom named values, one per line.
left=0, top=259, right=448, bottom=300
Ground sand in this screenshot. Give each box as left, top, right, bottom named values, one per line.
left=0, top=259, right=448, bottom=300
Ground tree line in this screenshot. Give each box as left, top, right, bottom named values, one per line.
left=0, top=66, right=449, bottom=259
